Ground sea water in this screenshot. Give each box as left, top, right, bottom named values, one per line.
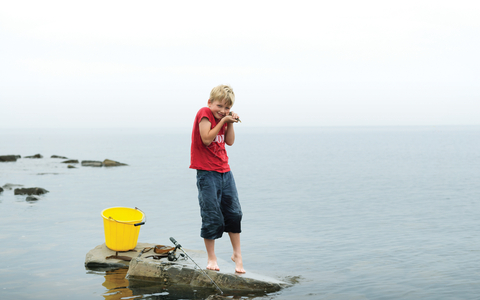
left=0, top=126, right=479, bottom=300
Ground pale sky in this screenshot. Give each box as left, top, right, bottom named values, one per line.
left=1, top=0, right=479, bottom=128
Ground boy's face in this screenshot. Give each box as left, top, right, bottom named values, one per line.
left=208, top=99, right=231, bottom=120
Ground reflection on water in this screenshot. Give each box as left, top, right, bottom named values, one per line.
left=102, top=268, right=136, bottom=300
left=95, top=267, right=273, bottom=300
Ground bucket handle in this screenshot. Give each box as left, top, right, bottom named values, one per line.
left=108, top=207, right=146, bottom=226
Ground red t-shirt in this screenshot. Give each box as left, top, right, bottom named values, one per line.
left=190, top=107, right=230, bottom=173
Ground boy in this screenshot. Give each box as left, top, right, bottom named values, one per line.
left=190, top=84, right=245, bottom=273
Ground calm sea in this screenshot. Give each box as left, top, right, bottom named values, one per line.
left=0, top=126, right=479, bottom=300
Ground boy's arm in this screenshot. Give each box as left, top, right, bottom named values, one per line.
left=199, top=115, right=238, bottom=147
left=224, top=111, right=239, bottom=146
left=225, top=122, right=235, bottom=146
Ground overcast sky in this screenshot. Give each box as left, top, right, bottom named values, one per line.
left=1, top=0, right=479, bottom=128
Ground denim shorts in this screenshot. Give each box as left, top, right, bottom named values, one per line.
left=196, top=170, right=242, bottom=239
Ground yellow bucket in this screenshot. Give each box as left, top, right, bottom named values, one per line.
left=101, top=207, right=145, bottom=251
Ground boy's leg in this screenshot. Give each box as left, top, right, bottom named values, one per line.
left=204, top=238, right=220, bottom=271
left=197, top=170, right=224, bottom=270
left=228, top=232, right=245, bottom=273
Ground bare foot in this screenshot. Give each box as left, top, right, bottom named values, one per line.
left=206, top=259, right=220, bottom=271
left=231, top=255, right=246, bottom=273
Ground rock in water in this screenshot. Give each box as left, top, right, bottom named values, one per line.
left=0, top=155, right=20, bottom=162
left=103, top=159, right=128, bottom=167
left=25, top=154, right=43, bottom=159
left=62, top=159, right=79, bottom=164
left=0, top=187, right=3, bottom=193
left=14, top=187, right=49, bottom=195
left=81, top=160, right=103, bottom=167
left=51, top=155, right=68, bottom=159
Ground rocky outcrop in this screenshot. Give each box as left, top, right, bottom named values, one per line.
left=103, top=159, right=128, bottom=167
left=14, top=187, right=49, bottom=195
left=51, top=155, right=68, bottom=159
left=0, top=155, right=20, bottom=162
left=25, top=154, right=43, bottom=159
left=82, top=160, right=103, bottom=167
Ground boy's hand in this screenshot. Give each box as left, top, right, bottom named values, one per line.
left=227, top=112, right=241, bottom=123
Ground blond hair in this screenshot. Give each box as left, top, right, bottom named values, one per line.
left=209, top=85, right=235, bottom=107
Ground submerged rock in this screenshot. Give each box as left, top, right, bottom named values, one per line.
left=51, top=155, right=68, bottom=159
left=26, top=196, right=40, bottom=202
left=82, top=160, right=103, bottom=167
left=14, top=187, right=49, bottom=195
left=103, top=159, right=128, bottom=167
left=0, top=187, right=3, bottom=193
left=3, top=183, right=23, bottom=190
left=0, top=155, right=20, bottom=162
left=67, top=165, right=76, bottom=169
left=62, top=159, right=79, bottom=164
left=25, top=154, right=43, bottom=159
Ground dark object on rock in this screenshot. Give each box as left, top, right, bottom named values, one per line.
left=62, top=159, right=79, bottom=164
left=82, top=160, right=103, bottom=167
left=25, top=154, right=43, bottom=159
left=103, top=159, right=128, bottom=167
left=0, top=155, right=20, bottom=162
left=26, top=196, right=40, bottom=202
left=3, top=183, right=23, bottom=190
left=67, top=165, right=76, bottom=168
left=51, top=155, right=68, bottom=159
left=14, top=187, right=49, bottom=195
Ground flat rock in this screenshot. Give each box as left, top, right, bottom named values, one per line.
left=85, top=243, right=287, bottom=293
left=25, top=154, right=43, bottom=159
left=103, top=159, right=128, bottom=167
left=82, top=160, right=103, bottom=167
left=14, top=187, right=49, bottom=195
left=0, top=155, right=20, bottom=162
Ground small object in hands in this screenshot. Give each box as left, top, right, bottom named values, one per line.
left=228, top=112, right=241, bottom=123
